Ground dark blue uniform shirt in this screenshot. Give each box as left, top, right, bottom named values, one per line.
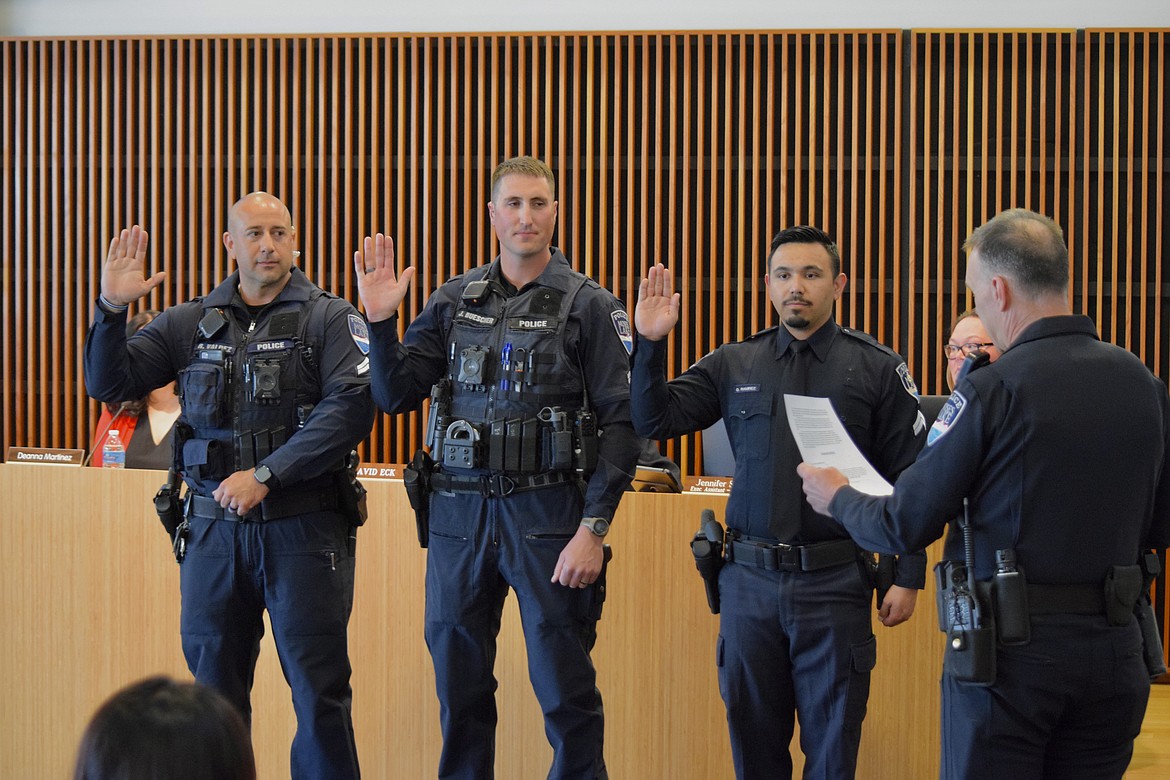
left=368, top=249, right=638, bottom=520
left=632, top=319, right=927, bottom=588
left=84, top=267, right=375, bottom=493
left=830, top=315, right=1170, bottom=583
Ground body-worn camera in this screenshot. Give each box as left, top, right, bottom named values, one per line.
left=457, top=345, right=490, bottom=387
left=250, top=359, right=282, bottom=403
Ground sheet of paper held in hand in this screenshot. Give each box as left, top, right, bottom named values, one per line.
left=784, top=394, right=894, bottom=496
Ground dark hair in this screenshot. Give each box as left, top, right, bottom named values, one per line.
left=107, top=310, right=161, bottom=416
left=962, top=208, right=1068, bottom=296
left=73, top=677, right=255, bottom=780
left=767, top=225, right=841, bottom=276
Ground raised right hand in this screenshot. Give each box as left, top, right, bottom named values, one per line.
left=353, top=233, right=416, bottom=322
left=634, top=262, right=680, bottom=341
left=101, top=226, right=165, bottom=306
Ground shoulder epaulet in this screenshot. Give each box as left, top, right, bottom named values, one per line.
left=745, top=325, right=780, bottom=342
left=840, top=326, right=900, bottom=359
left=582, top=276, right=601, bottom=290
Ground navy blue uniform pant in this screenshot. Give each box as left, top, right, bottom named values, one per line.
left=941, top=613, right=1149, bottom=780
left=717, top=557, right=876, bottom=779
left=425, top=483, right=606, bottom=780
left=179, top=509, right=360, bottom=780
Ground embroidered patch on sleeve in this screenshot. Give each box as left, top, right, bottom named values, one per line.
left=896, top=362, right=919, bottom=397
left=611, top=309, right=634, bottom=355
left=926, top=392, right=967, bottom=446
left=348, top=314, right=371, bottom=356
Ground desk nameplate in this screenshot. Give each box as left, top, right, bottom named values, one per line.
left=5, top=447, right=85, bottom=466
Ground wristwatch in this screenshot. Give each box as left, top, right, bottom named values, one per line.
left=254, top=464, right=279, bottom=489
left=580, top=517, right=610, bottom=537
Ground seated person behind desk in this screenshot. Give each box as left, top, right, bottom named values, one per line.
left=944, top=307, right=1001, bottom=389
left=90, top=309, right=179, bottom=469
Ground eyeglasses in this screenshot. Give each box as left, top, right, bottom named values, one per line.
left=943, top=342, right=995, bottom=359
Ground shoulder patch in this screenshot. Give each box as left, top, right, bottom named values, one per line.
left=896, top=362, right=919, bottom=397
left=348, top=314, right=370, bottom=356
left=926, top=391, right=967, bottom=446
left=611, top=309, right=634, bottom=355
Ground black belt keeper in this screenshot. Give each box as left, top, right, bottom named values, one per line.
left=189, top=488, right=339, bottom=523
left=726, top=536, right=859, bottom=572
left=430, top=470, right=578, bottom=498
left=1026, top=582, right=1107, bottom=616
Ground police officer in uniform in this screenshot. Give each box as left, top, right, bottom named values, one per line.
left=354, top=156, right=639, bottom=779
left=84, top=193, right=375, bottom=779
left=631, top=226, right=926, bottom=778
left=799, top=209, right=1170, bottom=779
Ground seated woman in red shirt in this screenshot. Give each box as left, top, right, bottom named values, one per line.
left=91, top=309, right=180, bottom=469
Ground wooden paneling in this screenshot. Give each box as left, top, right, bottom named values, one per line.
left=2, top=465, right=1167, bottom=778
left=0, top=467, right=717, bottom=777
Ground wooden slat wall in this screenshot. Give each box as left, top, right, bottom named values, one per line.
left=6, top=29, right=1164, bottom=468
left=1, top=30, right=1164, bottom=462
left=907, top=30, right=1168, bottom=393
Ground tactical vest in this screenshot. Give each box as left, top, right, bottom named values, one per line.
left=175, top=291, right=328, bottom=487
left=430, top=265, right=597, bottom=476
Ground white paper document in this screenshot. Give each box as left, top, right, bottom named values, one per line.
left=784, top=394, right=894, bottom=496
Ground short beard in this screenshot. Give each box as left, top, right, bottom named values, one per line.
left=784, top=313, right=811, bottom=330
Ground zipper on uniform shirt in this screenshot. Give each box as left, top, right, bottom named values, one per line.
left=233, top=315, right=261, bottom=473
left=241, top=319, right=258, bottom=385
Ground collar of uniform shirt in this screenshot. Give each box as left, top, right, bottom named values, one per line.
left=775, top=319, right=836, bottom=362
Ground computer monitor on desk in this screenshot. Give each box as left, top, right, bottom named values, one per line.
left=702, top=419, right=735, bottom=477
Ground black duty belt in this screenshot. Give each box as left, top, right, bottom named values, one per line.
left=726, top=535, right=860, bottom=573
left=189, top=488, right=339, bottom=523
left=430, top=470, right=578, bottom=498
left=1026, top=582, right=1106, bottom=615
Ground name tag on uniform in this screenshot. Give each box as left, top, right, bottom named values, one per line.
left=454, top=310, right=498, bottom=327
left=195, top=343, right=234, bottom=363
left=247, top=339, right=294, bottom=354
left=507, top=316, right=559, bottom=331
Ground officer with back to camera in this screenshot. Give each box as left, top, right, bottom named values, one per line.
left=84, top=192, right=375, bottom=779
left=353, top=155, right=639, bottom=779
left=798, top=208, right=1170, bottom=779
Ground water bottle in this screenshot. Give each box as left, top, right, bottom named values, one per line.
left=102, top=428, right=126, bottom=469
